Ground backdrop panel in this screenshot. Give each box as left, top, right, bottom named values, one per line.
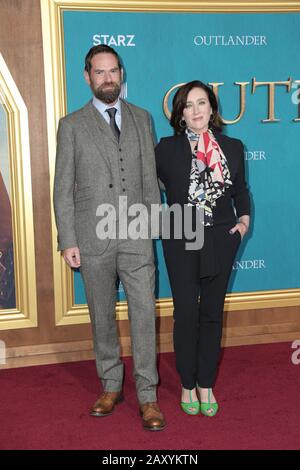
left=61, top=11, right=300, bottom=303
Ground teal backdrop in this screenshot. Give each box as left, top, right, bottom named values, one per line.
left=61, top=10, right=300, bottom=303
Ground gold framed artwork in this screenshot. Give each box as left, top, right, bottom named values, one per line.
left=41, top=0, right=300, bottom=327
left=0, top=54, right=37, bottom=330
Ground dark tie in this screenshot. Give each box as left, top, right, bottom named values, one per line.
left=106, top=107, right=120, bottom=141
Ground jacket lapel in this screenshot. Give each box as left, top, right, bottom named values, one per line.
left=180, top=134, right=193, bottom=190
left=81, top=101, right=119, bottom=166
left=119, top=100, right=130, bottom=144
left=213, top=131, right=228, bottom=156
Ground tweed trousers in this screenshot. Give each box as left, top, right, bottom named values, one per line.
left=80, top=238, right=158, bottom=404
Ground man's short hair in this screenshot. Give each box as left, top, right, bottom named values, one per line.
left=84, top=45, right=123, bottom=73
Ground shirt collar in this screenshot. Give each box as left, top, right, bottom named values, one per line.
left=92, top=96, right=121, bottom=115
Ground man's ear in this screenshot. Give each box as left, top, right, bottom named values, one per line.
left=84, top=70, right=91, bottom=86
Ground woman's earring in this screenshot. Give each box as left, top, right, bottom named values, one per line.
left=179, top=118, right=186, bottom=129
left=209, top=113, right=215, bottom=128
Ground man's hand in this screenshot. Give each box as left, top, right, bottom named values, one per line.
left=62, top=247, right=81, bottom=268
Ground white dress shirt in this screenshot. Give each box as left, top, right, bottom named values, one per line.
left=92, top=96, right=122, bottom=130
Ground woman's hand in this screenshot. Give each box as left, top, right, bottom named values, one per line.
left=229, top=215, right=250, bottom=240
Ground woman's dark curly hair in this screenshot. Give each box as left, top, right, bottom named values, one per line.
left=170, top=80, right=223, bottom=135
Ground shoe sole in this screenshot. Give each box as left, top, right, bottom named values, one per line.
left=90, top=410, right=113, bottom=417
left=143, top=424, right=166, bottom=432
left=139, top=408, right=166, bottom=431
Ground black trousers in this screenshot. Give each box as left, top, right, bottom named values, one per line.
left=162, top=223, right=241, bottom=389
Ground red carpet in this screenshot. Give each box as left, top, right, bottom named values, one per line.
left=0, top=342, right=299, bottom=450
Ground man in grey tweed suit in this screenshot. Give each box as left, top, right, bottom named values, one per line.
left=53, top=45, right=165, bottom=431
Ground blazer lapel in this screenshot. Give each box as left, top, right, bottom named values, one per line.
left=119, top=100, right=130, bottom=144
left=180, top=134, right=193, bottom=190
left=81, top=101, right=119, bottom=166
left=213, top=131, right=228, bottom=156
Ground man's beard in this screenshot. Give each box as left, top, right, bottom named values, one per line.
left=93, top=82, right=121, bottom=104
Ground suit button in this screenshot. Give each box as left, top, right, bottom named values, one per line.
left=119, top=148, right=122, bottom=152
left=123, top=188, right=126, bottom=192
left=122, top=178, right=125, bottom=182
left=109, top=184, right=113, bottom=188
left=120, top=158, right=123, bottom=162
left=121, top=168, right=124, bottom=171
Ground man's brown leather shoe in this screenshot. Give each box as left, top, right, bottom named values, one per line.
left=140, top=402, right=166, bottom=431
left=90, top=391, right=123, bottom=417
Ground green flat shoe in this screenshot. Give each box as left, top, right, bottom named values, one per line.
left=200, top=388, right=219, bottom=417
left=180, top=388, right=200, bottom=415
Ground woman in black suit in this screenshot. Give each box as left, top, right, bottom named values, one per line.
left=155, top=81, right=250, bottom=416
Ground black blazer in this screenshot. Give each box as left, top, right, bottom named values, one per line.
left=155, top=132, right=250, bottom=226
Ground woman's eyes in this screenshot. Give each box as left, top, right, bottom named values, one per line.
left=185, top=100, right=206, bottom=108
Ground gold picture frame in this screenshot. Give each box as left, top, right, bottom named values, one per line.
left=0, top=54, right=37, bottom=330
left=41, top=0, right=300, bottom=326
